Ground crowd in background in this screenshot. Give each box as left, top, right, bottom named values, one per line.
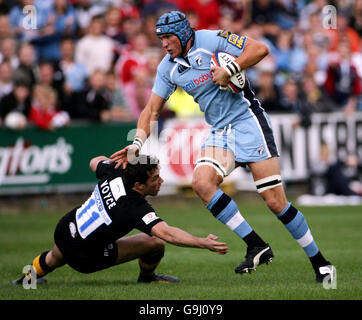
left=0, top=0, right=361, bottom=131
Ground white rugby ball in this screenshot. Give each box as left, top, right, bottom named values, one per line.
left=210, top=51, right=246, bottom=92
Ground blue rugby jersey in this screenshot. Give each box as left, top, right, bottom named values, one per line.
left=152, top=29, right=263, bottom=129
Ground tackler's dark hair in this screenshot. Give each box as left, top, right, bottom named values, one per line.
left=122, top=154, right=159, bottom=187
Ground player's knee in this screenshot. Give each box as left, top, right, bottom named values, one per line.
left=262, top=191, right=287, bottom=214
left=191, top=176, right=204, bottom=195
left=150, top=236, right=165, bottom=251
left=264, top=196, right=280, bottom=213
left=192, top=170, right=221, bottom=198
left=46, top=246, right=65, bottom=268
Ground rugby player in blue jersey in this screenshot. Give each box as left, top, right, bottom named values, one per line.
left=111, top=11, right=335, bottom=283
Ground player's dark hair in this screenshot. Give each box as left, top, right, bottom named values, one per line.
left=122, top=154, right=159, bottom=187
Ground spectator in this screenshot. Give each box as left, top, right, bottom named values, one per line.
left=243, top=23, right=276, bottom=57
left=37, top=61, right=65, bottom=106
left=122, top=66, right=151, bottom=120
left=300, top=76, right=337, bottom=113
left=324, top=40, right=362, bottom=114
left=75, top=14, right=114, bottom=75
left=0, top=14, right=14, bottom=40
left=298, top=0, right=328, bottom=31
left=249, top=0, right=282, bottom=43
left=0, top=37, right=19, bottom=69
left=30, top=0, right=77, bottom=62
left=76, top=69, right=111, bottom=122
left=28, top=84, right=70, bottom=130
left=115, top=32, right=150, bottom=86
left=175, top=0, right=220, bottom=30
left=219, top=0, right=246, bottom=31
left=218, top=13, right=234, bottom=33
left=74, top=0, right=106, bottom=36
left=13, top=42, right=37, bottom=89
left=306, top=11, right=331, bottom=49
left=119, top=16, right=142, bottom=45
left=302, top=35, right=328, bottom=86
left=9, top=0, right=48, bottom=42
left=310, top=143, right=362, bottom=196
left=327, top=11, right=361, bottom=53
left=59, top=37, right=88, bottom=93
left=0, top=80, right=31, bottom=130
left=104, top=6, right=126, bottom=44
left=119, top=0, right=140, bottom=20
left=145, top=47, right=162, bottom=80
left=141, top=15, right=160, bottom=48
left=279, top=79, right=312, bottom=128
left=105, top=71, right=133, bottom=122
left=254, top=66, right=281, bottom=113
left=0, top=61, right=14, bottom=100
left=141, top=0, right=177, bottom=20
left=273, top=30, right=295, bottom=73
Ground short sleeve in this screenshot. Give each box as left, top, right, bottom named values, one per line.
left=216, top=30, right=247, bottom=57
left=152, top=62, right=177, bottom=101
left=133, top=204, right=163, bottom=236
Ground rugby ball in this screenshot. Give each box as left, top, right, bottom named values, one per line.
left=210, top=51, right=246, bottom=92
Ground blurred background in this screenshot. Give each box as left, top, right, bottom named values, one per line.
left=0, top=0, right=361, bottom=212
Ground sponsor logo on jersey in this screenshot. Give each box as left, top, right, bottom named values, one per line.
left=142, top=212, right=158, bottom=225
left=217, top=30, right=231, bottom=38
left=182, top=72, right=213, bottom=92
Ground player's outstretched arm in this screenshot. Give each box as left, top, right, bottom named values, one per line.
left=110, top=93, right=166, bottom=169
left=151, top=221, right=228, bottom=255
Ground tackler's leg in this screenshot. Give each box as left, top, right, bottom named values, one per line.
left=115, top=233, right=179, bottom=283
left=249, top=157, right=335, bottom=283
left=12, top=244, right=65, bottom=285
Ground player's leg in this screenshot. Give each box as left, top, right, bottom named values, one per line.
left=248, top=157, right=335, bottom=282
left=192, top=146, right=269, bottom=258
left=12, top=244, right=65, bottom=285
left=115, top=233, right=179, bottom=283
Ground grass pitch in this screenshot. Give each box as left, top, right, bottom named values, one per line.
left=0, top=197, right=361, bottom=300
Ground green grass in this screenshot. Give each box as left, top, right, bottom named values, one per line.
left=0, top=198, right=361, bottom=300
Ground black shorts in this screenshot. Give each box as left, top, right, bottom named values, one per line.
left=54, top=212, right=118, bottom=274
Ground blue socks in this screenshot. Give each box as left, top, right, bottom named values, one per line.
left=276, top=202, right=319, bottom=258
left=206, top=190, right=326, bottom=268
left=206, top=190, right=266, bottom=247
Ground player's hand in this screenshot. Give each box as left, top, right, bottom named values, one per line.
left=110, top=144, right=139, bottom=169
left=210, top=65, right=230, bottom=89
left=205, top=234, right=228, bottom=255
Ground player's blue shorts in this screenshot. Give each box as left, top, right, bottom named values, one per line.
left=202, top=110, right=279, bottom=164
